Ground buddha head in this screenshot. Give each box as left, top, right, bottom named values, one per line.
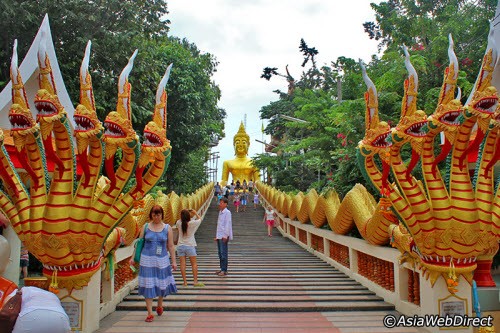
left=233, top=122, right=250, bottom=157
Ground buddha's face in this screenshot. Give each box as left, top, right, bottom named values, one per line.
left=234, top=136, right=249, bottom=157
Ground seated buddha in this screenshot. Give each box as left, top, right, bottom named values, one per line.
left=220, top=122, right=260, bottom=188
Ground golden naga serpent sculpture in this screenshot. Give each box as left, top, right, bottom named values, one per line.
left=0, top=27, right=177, bottom=290
left=112, top=184, right=214, bottom=250
left=257, top=30, right=500, bottom=289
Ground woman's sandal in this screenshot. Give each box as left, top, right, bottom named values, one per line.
left=194, top=282, right=205, bottom=287
left=156, top=307, right=164, bottom=316
left=145, top=314, right=154, bottom=322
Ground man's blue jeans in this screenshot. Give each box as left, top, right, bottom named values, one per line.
left=217, top=239, right=228, bottom=272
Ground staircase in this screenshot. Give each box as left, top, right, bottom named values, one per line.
left=117, top=198, right=395, bottom=312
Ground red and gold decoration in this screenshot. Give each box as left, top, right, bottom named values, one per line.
left=0, top=28, right=173, bottom=290
left=256, top=30, right=500, bottom=294
left=366, top=33, right=498, bottom=288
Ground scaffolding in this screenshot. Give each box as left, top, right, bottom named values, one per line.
left=205, top=151, right=219, bottom=183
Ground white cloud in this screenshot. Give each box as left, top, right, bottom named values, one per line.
left=168, top=0, right=381, bottom=181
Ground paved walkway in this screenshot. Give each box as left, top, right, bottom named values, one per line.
left=95, top=197, right=422, bottom=333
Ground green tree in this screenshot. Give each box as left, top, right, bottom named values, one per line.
left=363, top=0, right=497, bottom=105
left=0, top=0, right=170, bottom=95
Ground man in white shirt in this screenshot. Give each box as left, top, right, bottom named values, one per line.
left=215, top=197, right=232, bottom=276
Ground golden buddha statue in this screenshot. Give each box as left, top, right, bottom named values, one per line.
left=220, top=122, right=260, bottom=187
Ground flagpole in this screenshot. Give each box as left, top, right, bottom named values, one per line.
left=261, top=121, right=264, bottom=182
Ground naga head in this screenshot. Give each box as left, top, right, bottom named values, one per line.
left=103, top=50, right=139, bottom=158
left=9, top=40, right=38, bottom=148
left=358, top=61, right=392, bottom=162
left=74, top=106, right=102, bottom=148
left=391, top=46, right=427, bottom=154
left=467, top=85, right=498, bottom=132
left=74, top=41, right=103, bottom=153
left=464, top=26, right=498, bottom=133
left=141, top=63, right=173, bottom=160
left=428, top=98, right=462, bottom=143
left=133, top=64, right=173, bottom=196
left=427, top=36, right=463, bottom=144
left=33, top=26, right=65, bottom=140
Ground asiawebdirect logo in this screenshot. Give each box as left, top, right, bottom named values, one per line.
left=383, top=314, right=493, bottom=328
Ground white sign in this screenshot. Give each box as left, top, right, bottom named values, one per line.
left=61, top=300, right=82, bottom=330
left=440, top=300, right=466, bottom=317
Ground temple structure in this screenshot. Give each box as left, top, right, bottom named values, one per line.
left=220, top=122, right=260, bottom=187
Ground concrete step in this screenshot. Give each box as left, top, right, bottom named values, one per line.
left=116, top=199, right=396, bottom=313
left=130, top=285, right=370, bottom=292
left=122, top=294, right=384, bottom=302
left=129, top=289, right=374, bottom=296
left=117, top=300, right=395, bottom=312
left=171, top=272, right=355, bottom=278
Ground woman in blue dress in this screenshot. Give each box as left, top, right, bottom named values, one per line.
left=131, top=205, right=177, bottom=322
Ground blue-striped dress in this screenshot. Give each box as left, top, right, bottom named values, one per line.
left=138, top=224, right=177, bottom=298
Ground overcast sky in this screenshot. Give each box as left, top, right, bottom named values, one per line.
left=167, top=0, right=381, bottom=182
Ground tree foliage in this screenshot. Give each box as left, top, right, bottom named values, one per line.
left=364, top=0, right=496, bottom=98
left=0, top=0, right=225, bottom=194
left=299, top=38, right=318, bottom=68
